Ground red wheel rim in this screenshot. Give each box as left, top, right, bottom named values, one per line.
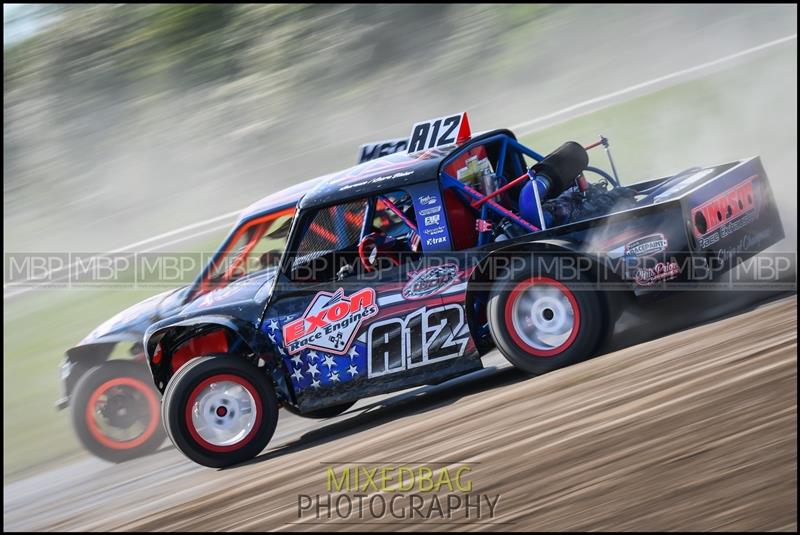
left=504, top=276, right=581, bottom=357
left=184, top=374, right=263, bottom=453
left=85, top=377, right=160, bottom=450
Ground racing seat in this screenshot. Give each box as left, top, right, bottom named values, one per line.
left=443, top=188, right=478, bottom=250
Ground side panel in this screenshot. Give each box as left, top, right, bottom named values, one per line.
left=577, top=202, right=692, bottom=291
left=264, top=268, right=481, bottom=412
left=683, top=157, right=785, bottom=274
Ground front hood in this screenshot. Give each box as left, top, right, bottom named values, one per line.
left=73, top=287, right=187, bottom=348
left=179, top=269, right=278, bottom=319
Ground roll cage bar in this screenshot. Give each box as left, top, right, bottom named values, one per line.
left=282, top=131, right=623, bottom=272
left=439, top=133, right=620, bottom=246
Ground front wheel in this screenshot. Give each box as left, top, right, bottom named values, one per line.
left=162, top=355, right=278, bottom=468
left=487, top=261, right=603, bottom=375
left=70, top=360, right=165, bottom=463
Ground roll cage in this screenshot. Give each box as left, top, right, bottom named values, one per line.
left=278, top=129, right=623, bottom=275
left=440, top=131, right=621, bottom=247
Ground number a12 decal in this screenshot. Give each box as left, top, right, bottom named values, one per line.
left=367, top=304, right=469, bottom=378
left=407, top=112, right=472, bottom=153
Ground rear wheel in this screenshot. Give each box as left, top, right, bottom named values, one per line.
left=71, top=361, right=165, bottom=463
left=162, top=355, right=278, bottom=468
left=487, top=260, right=603, bottom=374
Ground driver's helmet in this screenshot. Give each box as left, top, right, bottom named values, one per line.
left=259, top=250, right=282, bottom=269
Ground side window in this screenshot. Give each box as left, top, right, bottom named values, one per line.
left=372, top=191, right=417, bottom=238
left=247, top=215, right=294, bottom=270
left=369, top=190, right=422, bottom=265
left=290, top=199, right=368, bottom=282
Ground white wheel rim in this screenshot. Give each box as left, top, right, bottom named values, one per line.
left=511, top=284, right=575, bottom=351
left=190, top=380, right=257, bottom=447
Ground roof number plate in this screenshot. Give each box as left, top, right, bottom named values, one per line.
left=407, top=112, right=471, bottom=153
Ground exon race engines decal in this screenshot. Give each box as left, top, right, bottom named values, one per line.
left=283, top=288, right=378, bottom=355
left=692, top=176, right=758, bottom=249
left=367, top=304, right=469, bottom=379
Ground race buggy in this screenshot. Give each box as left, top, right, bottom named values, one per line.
left=143, top=112, right=785, bottom=467
left=57, top=179, right=316, bottom=462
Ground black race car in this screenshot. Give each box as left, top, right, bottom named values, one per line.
left=142, top=113, right=785, bottom=467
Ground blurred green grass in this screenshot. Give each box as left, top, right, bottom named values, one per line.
left=3, top=46, right=795, bottom=481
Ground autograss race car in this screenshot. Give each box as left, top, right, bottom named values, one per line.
left=57, top=179, right=316, bottom=462
left=143, top=112, right=784, bottom=468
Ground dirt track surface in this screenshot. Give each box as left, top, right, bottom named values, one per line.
left=4, top=295, right=797, bottom=531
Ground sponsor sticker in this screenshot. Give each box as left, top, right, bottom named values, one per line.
left=424, top=214, right=441, bottom=226
left=401, top=264, right=460, bottom=300
left=412, top=185, right=451, bottom=252
left=624, top=234, right=668, bottom=258
left=633, top=261, right=682, bottom=286
left=691, top=176, right=758, bottom=248
left=418, top=205, right=441, bottom=216
left=358, top=137, right=409, bottom=164
left=283, top=288, right=379, bottom=355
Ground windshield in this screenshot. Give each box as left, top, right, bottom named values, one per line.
left=201, top=208, right=295, bottom=291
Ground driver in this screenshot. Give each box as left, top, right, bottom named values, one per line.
left=358, top=193, right=421, bottom=272
left=258, top=250, right=282, bottom=269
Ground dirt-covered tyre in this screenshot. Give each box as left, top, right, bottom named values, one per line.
left=282, top=400, right=356, bottom=419
left=487, top=259, right=603, bottom=375
left=162, top=355, right=278, bottom=468
left=70, top=360, right=165, bottom=463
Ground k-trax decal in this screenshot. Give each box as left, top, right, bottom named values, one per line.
left=358, top=138, right=409, bottom=164
left=402, top=264, right=461, bottom=300
left=283, top=288, right=378, bottom=355
left=691, top=176, right=758, bottom=248
left=625, top=234, right=668, bottom=257
left=407, top=112, right=471, bottom=153
left=409, top=183, right=451, bottom=251
left=367, top=304, right=469, bottom=378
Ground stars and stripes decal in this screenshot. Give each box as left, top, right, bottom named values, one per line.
left=266, top=315, right=366, bottom=392
left=262, top=269, right=473, bottom=393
